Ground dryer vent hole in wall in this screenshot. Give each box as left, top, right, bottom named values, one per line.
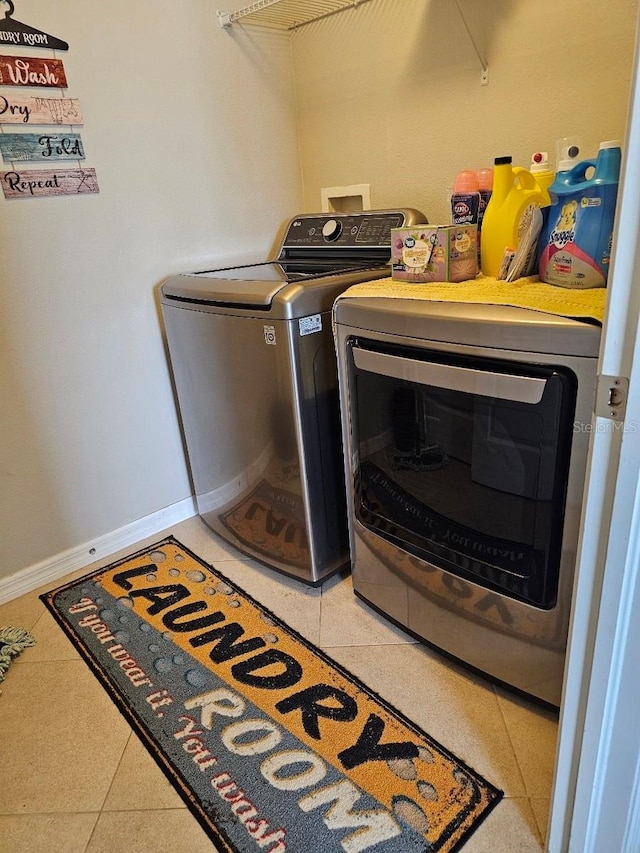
left=321, top=183, right=371, bottom=213
left=329, top=196, right=364, bottom=212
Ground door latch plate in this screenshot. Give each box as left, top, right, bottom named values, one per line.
left=595, top=375, right=629, bottom=421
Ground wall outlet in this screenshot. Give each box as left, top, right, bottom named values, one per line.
left=321, top=183, right=371, bottom=213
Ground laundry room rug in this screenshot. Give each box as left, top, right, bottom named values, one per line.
left=41, top=537, right=502, bottom=853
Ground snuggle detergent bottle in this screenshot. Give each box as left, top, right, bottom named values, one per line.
left=480, top=156, right=548, bottom=277
left=539, top=141, right=622, bottom=288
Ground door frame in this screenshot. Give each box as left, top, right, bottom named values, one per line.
left=548, top=15, right=640, bottom=852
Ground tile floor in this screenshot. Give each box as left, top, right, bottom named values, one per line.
left=0, top=516, right=558, bottom=852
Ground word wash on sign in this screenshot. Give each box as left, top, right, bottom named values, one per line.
left=0, top=55, right=67, bottom=87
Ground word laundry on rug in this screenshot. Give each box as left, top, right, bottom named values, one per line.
left=42, top=537, right=502, bottom=853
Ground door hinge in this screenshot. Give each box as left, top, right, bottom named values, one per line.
left=595, top=374, right=629, bottom=421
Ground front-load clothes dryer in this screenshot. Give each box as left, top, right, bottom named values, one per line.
left=160, top=209, right=426, bottom=585
left=333, top=296, right=600, bottom=705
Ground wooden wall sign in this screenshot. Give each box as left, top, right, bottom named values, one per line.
left=0, top=55, right=67, bottom=87
left=0, top=132, right=84, bottom=162
left=1, top=167, right=99, bottom=198
left=0, top=94, right=82, bottom=125
left=0, top=1, right=69, bottom=51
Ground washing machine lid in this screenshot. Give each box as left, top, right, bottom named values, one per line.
left=162, top=261, right=378, bottom=307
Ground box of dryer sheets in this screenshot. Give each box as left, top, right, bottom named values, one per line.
left=391, top=225, right=478, bottom=282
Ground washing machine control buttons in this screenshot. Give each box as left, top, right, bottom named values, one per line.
left=322, top=218, right=343, bottom=242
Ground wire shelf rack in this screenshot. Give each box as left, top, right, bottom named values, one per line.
left=217, top=0, right=374, bottom=31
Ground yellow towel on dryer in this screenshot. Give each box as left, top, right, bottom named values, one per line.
left=337, top=274, right=606, bottom=325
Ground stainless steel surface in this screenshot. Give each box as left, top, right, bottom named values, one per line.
left=334, top=298, right=601, bottom=357
left=162, top=263, right=303, bottom=307
left=163, top=263, right=393, bottom=320
left=352, top=347, right=548, bottom=404
left=163, top=305, right=345, bottom=582
left=160, top=209, right=426, bottom=584
left=333, top=297, right=600, bottom=705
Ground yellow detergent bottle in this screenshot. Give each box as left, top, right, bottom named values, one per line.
left=480, top=156, right=548, bottom=277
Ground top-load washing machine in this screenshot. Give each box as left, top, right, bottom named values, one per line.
left=160, top=209, right=425, bottom=585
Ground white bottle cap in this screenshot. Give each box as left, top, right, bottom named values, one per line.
left=557, top=144, right=581, bottom=172
left=530, top=151, right=550, bottom=173
left=556, top=135, right=583, bottom=171
left=599, top=139, right=621, bottom=150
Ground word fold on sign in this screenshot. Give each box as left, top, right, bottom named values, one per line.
left=1, top=167, right=99, bottom=198
left=0, top=54, right=67, bottom=88
left=0, top=94, right=82, bottom=125
left=0, top=133, right=85, bottom=162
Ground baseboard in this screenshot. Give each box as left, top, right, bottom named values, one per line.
left=0, top=497, right=197, bottom=605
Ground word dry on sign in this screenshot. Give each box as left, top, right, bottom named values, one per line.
left=0, top=133, right=85, bottom=162
left=1, top=168, right=99, bottom=198
left=0, top=94, right=83, bottom=125
left=0, top=55, right=67, bottom=88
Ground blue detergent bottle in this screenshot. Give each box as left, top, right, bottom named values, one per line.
left=539, top=140, right=622, bottom=288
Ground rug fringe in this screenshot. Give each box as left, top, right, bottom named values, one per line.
left=0, top=626, right=36, bottom=693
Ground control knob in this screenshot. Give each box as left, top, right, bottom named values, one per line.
left=322, top=218, right=343, bottom=242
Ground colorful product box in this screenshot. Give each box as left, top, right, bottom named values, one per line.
left=391, top=225, right=478, bottom=283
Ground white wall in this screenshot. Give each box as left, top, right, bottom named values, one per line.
left=0, top=0, right=302, bottom=580
left=292, top=0, right=638, bottom=223
left=3, top=0, right=638, bottom=590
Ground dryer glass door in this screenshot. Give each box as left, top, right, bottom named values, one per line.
left=348, top=339, right=578, bottom=608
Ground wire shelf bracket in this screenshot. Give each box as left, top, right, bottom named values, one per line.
left=454, top=0, right=489, bottom=85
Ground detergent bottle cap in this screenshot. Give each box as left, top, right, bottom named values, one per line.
left=477, top=167, right=493, bottom=190
left=494, top=156, right=512, bottom=166
left=557, top=136, right=582, bottom=172
left=453, top=170, right=479, bottom=193
left=530, top=151, right=551, bottom=173
left=599, top=139, right=621, bottom=150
